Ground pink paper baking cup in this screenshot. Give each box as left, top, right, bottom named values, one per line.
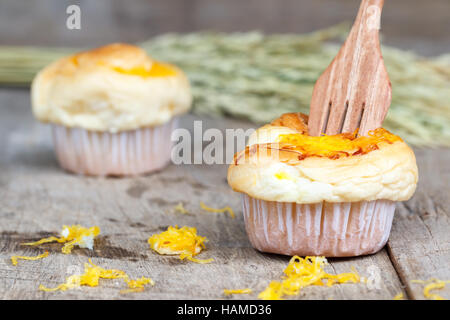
left=51, top=118, right=177, bottom=176
left=241, top=194, right=396, bottom=257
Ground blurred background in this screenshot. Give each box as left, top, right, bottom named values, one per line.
left=0, top=0, right=449, bottom=146
left=1, top=0, right=449, bottom=55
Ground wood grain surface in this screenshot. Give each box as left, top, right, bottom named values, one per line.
left=0, top=88, right=448, bottom=300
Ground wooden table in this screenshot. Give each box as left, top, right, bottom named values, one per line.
left=0, top=88, right=448, bottom=300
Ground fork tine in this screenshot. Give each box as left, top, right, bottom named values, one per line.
left=308, top=0, right=391, bottom=137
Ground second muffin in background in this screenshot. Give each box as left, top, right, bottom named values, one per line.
left=31, top=43, right=191, bottom=176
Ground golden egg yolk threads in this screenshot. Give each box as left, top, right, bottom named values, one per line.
left=39, top=259, right=154, bottom=293
left=258, top=256, right=360, bottom=300
left=11, top=251, right=49, bottom=266
left=21, top=225, right=100, bottom=254
left=393, top=292, right=405, bottom=300
left=412, top=278, right=450, bottom=300
left=277, top=128, right=401, bottom=160
left=200, top=202, right=235, bottom=219
left=173, top=202, right=189, bottom=214
left=223, top=288, right=252, bottom=296
left=148, top=225, right=214, bottom=264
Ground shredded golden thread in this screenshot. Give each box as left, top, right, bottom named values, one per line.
left=258, top=256, right=360, bottom=300
left=121, top=277, right=155, bottom=294
left=22, top=236, right=60, bottom=246
left=200, top=202, right=235, bottom=219
left=259, top=282, right=283, bottom=300
left=412, top=278, right=450, bottom=300
left=148, top=225, right=213, bottom=264
left=22, top=225, right=100, bottom=254
left=182, top=254, right=214, bottom=264
left=11, top=251, right=49, bottom=266
left=224, top=288, right=252, bottom=296
left=174, top=202, right=189, bottom=214
left=39, top=259, right=154, bottom=293
left=278, top=128, right=401, bottom=159
left=393, top=292, right=405, bottom=300
left=120, top=287, right=145, bottom=294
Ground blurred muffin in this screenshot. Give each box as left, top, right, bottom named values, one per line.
left=31, top=43, right=191, bottom=176
left=228, top=113, right=418, bottom=257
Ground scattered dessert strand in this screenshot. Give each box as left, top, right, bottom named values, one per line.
left=179, top=253, right=214, bottom=264
left=148, top=225, right=214, bottom=264
left=39, top=259, right=154, bottom=293
left=412, top=278, right=450, bottom=300
left=120, top=277, right=155, bottom=294
left=393, top=292, right=405, bottom=300
left=22, top=225, right=100, bottom=254
left=277, top=128, right=401, bottom=159
left=173, top=202, right=189, bottom=214
left=200, top=202, right=235, bottom=219
left=258, top=256, right=360, bottom=300
left=11, top=251, right=49, bottom=266
left=224, top=288, right=252, bottom=296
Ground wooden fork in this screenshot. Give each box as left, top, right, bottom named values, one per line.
left=308, top=0, right=391, bottom=137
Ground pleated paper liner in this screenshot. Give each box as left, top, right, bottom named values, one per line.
left=51, top=118, right=177, bottom=176
left=242, top=194, right=396, bottom=257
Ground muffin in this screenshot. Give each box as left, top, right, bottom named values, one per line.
left=31, top=43, right=191, bottom=176
left=228, top=113, right=418, bottom=257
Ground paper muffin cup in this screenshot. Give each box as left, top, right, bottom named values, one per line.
left=241, top=194, right=396, bottom=257
left=51, top=118, right=177, bottom=176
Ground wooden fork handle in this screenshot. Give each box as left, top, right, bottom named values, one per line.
left=308, top=0, right=391, bottom=137
left=343, top=0, right=388, bottom=135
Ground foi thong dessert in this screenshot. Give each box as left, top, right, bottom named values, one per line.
left=228, top=113, right=418, bottom=257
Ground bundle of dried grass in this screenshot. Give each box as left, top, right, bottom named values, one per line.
left=0, top=24, right=449, bottom=146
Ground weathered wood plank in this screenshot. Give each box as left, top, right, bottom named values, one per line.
left=0, top=88, right=408, bottom=299
left=386, top=148, right=450, bottom=300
